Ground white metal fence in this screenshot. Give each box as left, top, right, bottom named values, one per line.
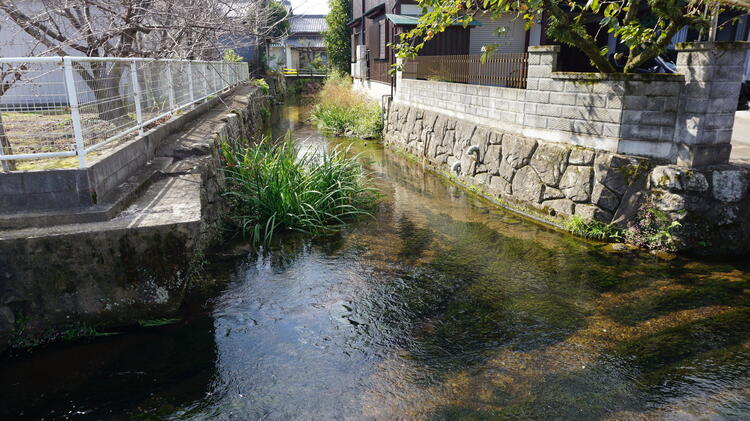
left=0, top=57, right=250, bottom=170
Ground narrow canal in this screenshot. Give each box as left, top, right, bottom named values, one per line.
left=3, top=101, right=750, bottom=420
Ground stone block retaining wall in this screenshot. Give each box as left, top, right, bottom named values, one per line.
left=384, top=102, right=750, bottom=255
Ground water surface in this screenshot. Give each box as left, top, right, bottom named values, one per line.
left=2, top=102, right=750, bottom=420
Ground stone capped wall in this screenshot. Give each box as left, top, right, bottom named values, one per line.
left=385, top=102, right=750, bottom=255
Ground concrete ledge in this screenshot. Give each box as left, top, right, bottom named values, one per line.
left=550, top=72, right=685, bottom=82
left=0, top=157, right=173, bottom=230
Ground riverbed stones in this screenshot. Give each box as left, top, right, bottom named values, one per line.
left=560, top=166, right=593, bottom=202
left=512, top=166, right=544, bottom=203
left=531, top=143, right=569, bottom=187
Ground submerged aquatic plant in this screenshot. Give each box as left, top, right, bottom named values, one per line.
left=310, top=72, right=383, bottom=138
left=565, top=215, right=623, bottom=242
left=222, top=137, right=380, bottom=245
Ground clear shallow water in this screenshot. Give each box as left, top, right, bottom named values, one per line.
left=2, top=102, right=750, bottom=420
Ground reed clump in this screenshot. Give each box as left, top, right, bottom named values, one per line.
left=222, top=138, right=380, bottom=245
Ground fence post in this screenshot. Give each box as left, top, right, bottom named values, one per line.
left=63, top=57, right=87, bottom=168
left=187, top=61, right=195, bottom=105
left=203, top=63, right=209, bottom=100
left=130, top=60, right=144, bottom=135
left=166, top=61, right=176, bottom=110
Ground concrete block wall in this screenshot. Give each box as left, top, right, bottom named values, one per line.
left=675, top=42, right=749, bottom=166
left=396, top=78, right=526, bottom=130
left=395, top=42, right=749, bottom=166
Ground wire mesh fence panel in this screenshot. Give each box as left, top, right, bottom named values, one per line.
left=172, top=62, right=192, bottom=109
left=138, top=60, right=174, bottom=125
left=0, top=57, right=249, bottom=171
left=72, top=60, right=138, bottom=150
left=0, top=60, right=75, bottom=159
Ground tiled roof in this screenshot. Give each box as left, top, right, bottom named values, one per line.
left=290, top=15, right=328, bottom=33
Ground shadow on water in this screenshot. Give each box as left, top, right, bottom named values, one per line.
left=2, top=101, right=750, bottom=420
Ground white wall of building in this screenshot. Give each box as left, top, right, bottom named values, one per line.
left=353, top=78, right=391, bottom=102
left=469, top=14, right=527, bottom=55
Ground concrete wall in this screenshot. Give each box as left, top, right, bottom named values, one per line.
left=0, top=170, right=94, bottom=213
left=353, top=78, right=392, bottom=101
left=396, top=43, right=749, bottom=166
left=0, top=86, right=269, bottom=352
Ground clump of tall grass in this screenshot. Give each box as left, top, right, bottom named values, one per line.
left=221, top=137, right=380, bottom=245
left=565, top=215, right=623, bottom=241
left=310, top=72, right=383, bottom=138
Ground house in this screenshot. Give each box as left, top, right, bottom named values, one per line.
left=349, top=2, right=750, bottom=100
left=348, top=1, right=544, bottom=98
left=268, top=14, right=329, bottom=72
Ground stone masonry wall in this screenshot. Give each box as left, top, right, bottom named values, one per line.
left=384, top=102, right=750, bottom=255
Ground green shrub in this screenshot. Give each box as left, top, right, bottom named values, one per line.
left=625, top=208, right=682, bottom=252
left=253, top=78, right=270, bottom=94
left=221, top=137, right=380, bottom=245
left=310, top=72, right=383, bottom=138
left=565, top=215, right=623, bottom=241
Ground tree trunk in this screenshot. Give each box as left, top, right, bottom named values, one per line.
left=623, top=20, right=686, bottom=73
left=78, top=62, right=130, bottom=122
left=93, top=62, right=128, bottom=122
left=0, top=112, right=16, bottom=172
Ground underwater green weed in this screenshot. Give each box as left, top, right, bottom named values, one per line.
left=222, top=136, right=380, bottom=245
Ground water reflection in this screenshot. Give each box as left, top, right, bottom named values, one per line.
left=1, top=102, right=750, bottom=420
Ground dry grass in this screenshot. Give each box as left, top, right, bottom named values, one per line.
left=310, top=72, right=383, bottom=138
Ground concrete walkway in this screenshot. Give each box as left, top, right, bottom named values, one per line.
left=731, top=111, right=750, bottom=166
